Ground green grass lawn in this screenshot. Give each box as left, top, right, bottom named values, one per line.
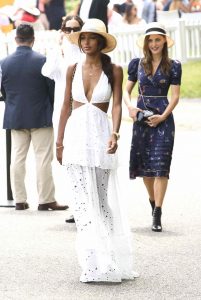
left=181, top=60, right=201, bottom=98
left=123, top=60, right=201, bottom=99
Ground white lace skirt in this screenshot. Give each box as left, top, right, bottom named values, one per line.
left=63, top=104, right=139, bottom=282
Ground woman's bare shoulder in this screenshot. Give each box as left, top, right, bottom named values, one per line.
left=66, top=63, right=78, bottom=78
left=112, top=63, right=123, bottom=76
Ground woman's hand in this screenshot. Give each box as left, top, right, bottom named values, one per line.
left=128, top=106, right=141, bottom=122
left=107, top=135, right=118, bottom=154
left=56, top=145, right=64, bottom=165
left=146, top=114, right=165, bottom=127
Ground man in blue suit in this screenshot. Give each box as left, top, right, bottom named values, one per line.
left=0, top=24, right=68, bottom=211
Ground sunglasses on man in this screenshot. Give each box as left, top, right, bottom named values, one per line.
left=63, top=27, right=81, bottom=33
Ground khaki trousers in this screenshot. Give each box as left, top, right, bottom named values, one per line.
left=10, top=128, right=56, bottom=204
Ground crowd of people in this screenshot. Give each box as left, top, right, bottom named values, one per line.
left=0, top=0, right=66, bottom=32
left=0, top=0, right=200, bottom=34
left=0, top=0, right=183, bottom=285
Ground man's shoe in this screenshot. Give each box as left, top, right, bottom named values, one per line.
left=15, top=203, right=29, bottom=210
left=65, top=215, right=75, bottom=223
left=38, top=201, right=68, bottom=211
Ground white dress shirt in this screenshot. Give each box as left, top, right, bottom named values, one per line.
left=79, top=0, right=93, bottom=22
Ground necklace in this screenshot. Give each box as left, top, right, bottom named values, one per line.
left=87, top=63, right=102, bottom=77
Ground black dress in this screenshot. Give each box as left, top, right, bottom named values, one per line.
left=128, top=58, right=182, bottom=179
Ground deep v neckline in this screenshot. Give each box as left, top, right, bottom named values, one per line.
left=81, top=65, right=103, bottom=103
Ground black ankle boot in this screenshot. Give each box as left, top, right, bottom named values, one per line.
left=152, top=207, right=162, bottom=232
left=149, top=199, right=155, bottom=215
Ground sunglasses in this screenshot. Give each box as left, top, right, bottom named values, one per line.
left=63, top=27, right=81, bottom=33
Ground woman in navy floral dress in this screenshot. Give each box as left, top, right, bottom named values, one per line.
left=124, top=22, right=182, bottom=232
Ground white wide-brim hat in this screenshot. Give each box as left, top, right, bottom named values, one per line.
left=137, top=22, right=174, bottom=48
left=68, top=18, right=117, bottom=53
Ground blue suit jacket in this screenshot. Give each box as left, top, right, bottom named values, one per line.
left=1, top=46, right=55, bottom=130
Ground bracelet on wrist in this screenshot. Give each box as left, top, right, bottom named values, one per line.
left=112, top=131, right=120, bottom=140
left=56, top=145, right=64, bottom=149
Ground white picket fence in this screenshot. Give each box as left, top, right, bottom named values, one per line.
left=109, top=18, right=201, bottom=66
left=0, top=17, right=201, bottom=66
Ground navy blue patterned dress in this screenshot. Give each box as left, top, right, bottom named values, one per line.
left=128, top=58, right=182, bottom=179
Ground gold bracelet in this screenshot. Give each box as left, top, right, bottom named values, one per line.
left=112, top=132, right=120, bottom=140
left=56, top=145, right=64, bottom=149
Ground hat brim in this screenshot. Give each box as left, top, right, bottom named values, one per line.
left=21, top=6, right=40, bottom=16
left=137, top=32, right=174, bottom=48
left=67, top=30, right=117, bottom=53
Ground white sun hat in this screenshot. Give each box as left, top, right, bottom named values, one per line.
left=137, top=22, right=174, bottom=48
left=67, top=18, right=117, bottom=53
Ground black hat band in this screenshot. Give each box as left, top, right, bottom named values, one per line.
left=146, top=27, right=166, bottom=35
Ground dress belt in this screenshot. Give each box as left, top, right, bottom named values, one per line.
left=139, top=94, right=166, bottom=98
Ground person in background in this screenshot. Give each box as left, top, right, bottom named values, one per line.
left=124, top=22, right=182, bottom=232
left=156, top=0, right=166, bottom=10
left=141, top=0, right=157, bottom=23
left=42, top=14, right=84, bottom=223
left=42, top=15, right=84, bottom=120
left=163, top=0, right=191, bottom=11
left=56, top=18, right=139, bottom=282
left=0, top=24, right=68, bottom=211
left=107, top=3, right=123, bottom=30
left=14, top=2, right=45, bottom=30
left=39, top=0, right=66, bottom=30
left=0, top=0, right=46, bottom=31
left=123, top=3, right=146, bottom=25
left=118, top=0, right=134, bottom=15
left=36, top=0, right=50, bottom=29
left=75, top=0, right=109, bottom=30
left=169, top=0, right=193, bottom=16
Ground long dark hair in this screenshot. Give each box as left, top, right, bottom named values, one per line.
left=124, top=3, right=137, bottom=24
left=78, top=33, right=114, bottom=89
left=142, top=35, right=171, bottom=75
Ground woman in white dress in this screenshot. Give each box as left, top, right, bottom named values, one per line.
left=56, top=18, right=139, bottom=283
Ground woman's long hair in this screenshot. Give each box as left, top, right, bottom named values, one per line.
left=142, top=35, right=171, bottom=75
left=78, top=33, right=114, bottom=89
left=124, top=3, right=137, bottom=24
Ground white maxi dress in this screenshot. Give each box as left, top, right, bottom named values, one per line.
left=63, top=62, right=138, bottom=282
